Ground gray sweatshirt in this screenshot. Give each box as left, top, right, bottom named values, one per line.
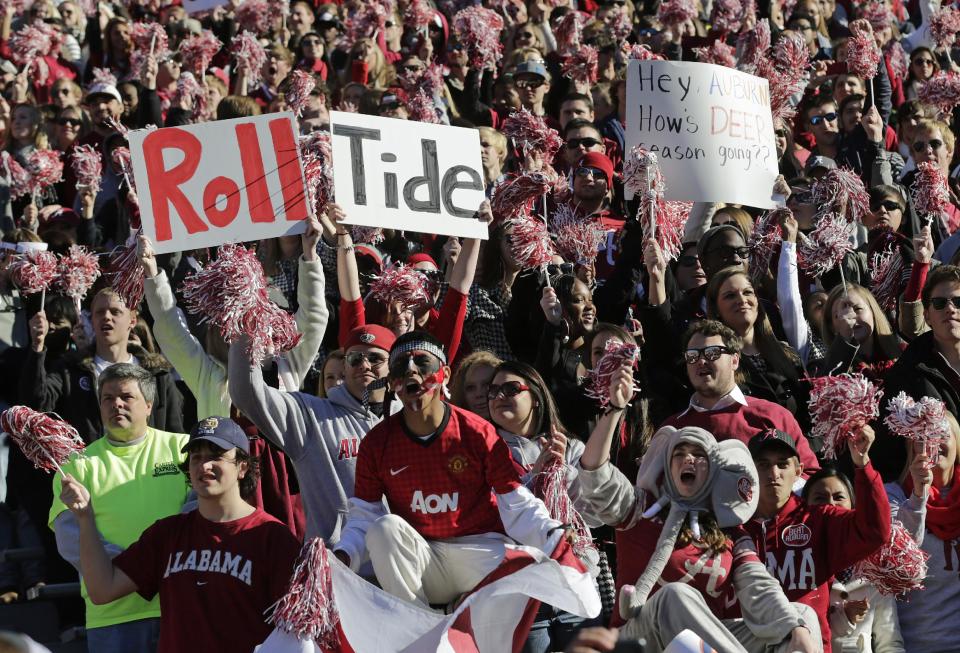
left=885, top=482, right=959, bottom=653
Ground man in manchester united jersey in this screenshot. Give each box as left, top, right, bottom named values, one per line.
left=333, top=331, right=569, bottom=608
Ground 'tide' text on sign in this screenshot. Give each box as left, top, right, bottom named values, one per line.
left=128, top=112, right=309, bottom=255
left=329, top=111, right=488, bottom=240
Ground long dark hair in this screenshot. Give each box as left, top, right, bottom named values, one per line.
left=489, top=360, right=571, bottom=438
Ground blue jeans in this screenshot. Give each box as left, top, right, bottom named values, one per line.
left=523, top=604, right=600, bottom=653
left=86, top=617, right=160, bottom=653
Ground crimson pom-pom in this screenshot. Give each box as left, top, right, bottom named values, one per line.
left=280, top=70, right=316, bottom=118
left=561, top=46, right=599, bottom=85
left=130, top=22, right=170, bottom=59
left=341, top=2, right=387, bottom=50
left=406, top=90, right=441, bottom=124
left=754, top=33, right=811, bottom=122
left=404, top=0, right=435, bottom=31
left=532, top=458, right=595, bottom=560
left=266, top=538, right=340, bottom=648
left=7, top=249, right=57, bottom=295
left=24, top=149, right=63, bottom=197
left=859, top=1, right=894, bottom=32
left=911, top=161, right=951, bottom=224
left=70, top=144, right=102, bottom=193
left=885, top=40, right=909, bottom=82
left=2, top=152, right=30, bottom=201
left=453, top=7, right=504, bottom=70
left=491, top=172, right=550, bottom=223
left=797, top=212, right=854, bottom=277
left=54, top=245, right=101, bottom=307
left=350, top=226, right=384, bottom=246
left=234, top=0, right=272, bottom=34
left=930, top=5, right=960, bottom=50
left=502, top=106, right=563, bottom=157
left=658, top=0, right=697, bottom=28
left=369, top=264, right=432, bottom=312
left=554, top=11, right=587, bottom=55
left=243, top=301, right=302, bottom=365
left=812, top=168, right=870, bottom=224
left=9, top=21, right=61, bottom=68
left=605, top=10, right=632, bottom=42
left=918, top=71, right=960, bottom=116
left=509, top=215, right=556, bottom=271
left=853, top=520, right=929, bottom=596
left=748, top=208, right=785, bottom=282
left=89, top=67, right=117, bottom=88
left=885, top=392, right=950, bottom=469
left=0, top=406, right=84, bottom=474
left=710, top=0, right=744, bottom=34
left=695, top=41, right=737, bottom=68
left=178, top=30, right=222, bottom=77
left=585, top=339, right=640, bottom=408
left=174, top=72, right=207, bottom=121
left=869, top=246, right=905, bottom=312
left=230, top=31, right=266, bottom=88
left=105, top=236, right=144, bottom=310
left=806, top=373, right=883, bottom=459
left=737, top=19, right=771, bottom=74
left=624, top=43, right=665, bottom=61
left=846, top=22, right=882, bottom=80
left=624, top=147, right=690, bottom=261
left=299, top=130, right=333, bottom=214
left=551, top=204, right=605, bottom=266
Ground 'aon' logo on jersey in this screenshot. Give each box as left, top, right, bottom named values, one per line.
left=766, top=549, right=816, bottom=591
left=411, top=491, right=459, bottom=514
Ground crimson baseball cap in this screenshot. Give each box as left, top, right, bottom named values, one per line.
left=343, top=325, right=396, bottom=353
left=747, top=428, right=799, bottom=458
left=182, top=416, right=249, bottom=454
left=406, top=252, right=437, bottom=268
left=576, top=151, right=614, bottom=188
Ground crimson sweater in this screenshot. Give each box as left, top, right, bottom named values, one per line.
left=662, top=397, right=820, bottom=475
left=742, top=463, right=891, bottom=653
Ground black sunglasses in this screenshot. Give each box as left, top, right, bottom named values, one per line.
left=774, top=129, right=788, bottom=138
left=566, top=137, right=602, bottom=149
left=515, top=78, right=546, bottom=89
left=870, top=199, right=902, bottom=212
left=677, top=254, right=699, bottom=268
left=683, top=345, right=735, bottom=365
left=706, top=245, right=750, bottom=260
left=487, top=381, right=530, bottom=400
left=57, top=117, right=82, bottom=127
left=929, top=296, right=960, bottom=310
left=809, top=112, right=838, bottom=126
left=345, top=351, right=387, bottom=367
left=913, top=139, right=944, bottom=152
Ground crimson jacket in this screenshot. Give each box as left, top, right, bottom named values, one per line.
left=743, top=463, right=891, bottom=653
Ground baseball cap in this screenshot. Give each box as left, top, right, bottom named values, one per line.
left=182, top=416, right=249, bottom=454
left=514, top=60, right=549, bottom=80
left=85, top=82, right=122, bottom=104
left=576, top=151, right=614, bottom=187
left=804, top=155, right=837, bottom=175
left=343, top=325, right=396, bottom=353
left=747, top=428, right=799, bottom=458
left=406, top=252, right=437, bottom=268
left=379, top=87, right=408, bottom=110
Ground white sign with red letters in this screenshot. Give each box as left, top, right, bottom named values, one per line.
left=128, top=112, right=310, bottom=255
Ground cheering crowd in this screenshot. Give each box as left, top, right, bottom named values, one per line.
left=1, top=0, right=960, bottom=651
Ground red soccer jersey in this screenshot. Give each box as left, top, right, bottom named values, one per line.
left=113, top=509, right=301, bottom=653
left=353, top=403, right=522, bottom=540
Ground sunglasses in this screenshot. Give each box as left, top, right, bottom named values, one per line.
left=574, top=167, right=607, bottom=181
left=301, top=38, right=322, bottom=46
left=870, top=199, right=902, bottom=212
left=416, top=268, right=443, bottom=281
left=706, top=245, right=750, bottom=260
left=914, top=58, right=935, bottom=66
left=515, top=78, right=545, bottom=89
left=809, top=112, right=838, bottom=126
left=913, top=138, right=944, bottom=152
left=677, top=254, right=699, bottom=268
left=566, top=137, right=602, bottom=149
left=774, top=129, right=788, bottom=138
left=345, top=351, right=388, bottom=368
left=384, top=21, right=396, bottom=28
left=57, top=117, right=82, bottom=127
left=683, top=345, right=735, bottom=365
left=487, top=381, right=530, bottom=400
left=929, top=296, right=960, bottom=311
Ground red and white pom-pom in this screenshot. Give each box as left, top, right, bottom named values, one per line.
left=918, top=71, right=960, bottom=116
left=491, top=172, right=551, bottom=223
left=453, top=7, right=504, bottom=69
left=756, top=35, right=811, bottom=122
left=182, top=244, right=266, bottom=341
left=532, top=458, right=595, bottom=559
left=406, top=90, right=442, bottom=124
left=797, top=213, right=854, bottom=277
left=710, top=0, right=743, bottom=34
left=554, top=11, right=587, bottom=55
left=869, top=246, right=905, bottom=312
left=585, top=339, right=639, bottom=407
left=70, top=144, right=102, bottom=193
left=24, top=149, right=63, bottom=196
left=623, top=145, right=662, bottom=198
left=737, top=19, right=771, bottom=73
left=885, top=392, right=950, bottom=468
left=174, top=72, right=207, bottom=121
left=624, top=147, right=690, bottom=261
left=281, top=70, right=316, bottom=118
left=853, top=520, right=929, bottom=596
left=911, top=161, right=951, bottom=222
left=658, top=0, right=697, bottom=28
left=130, top=22, right=170, bottom=60
left=859, top=1, right=894, bottom=32
left=605, top=10, right=632, bottom=42
left=230, top=31, right=266, bottom=88
left=2, top=151, right=30, bottom=201
left=350, top=225, right=384, bottom=245
left=404, top=0, right=435, bottom=31
left=9, top=22, right=60, bottom=67
left=551, top=203, right=605, bottom=266
left=299, top=130, right=333, bottom=213
left=105, top=236, right=144, bottom=310
left=340, top=2, right=387, bottom=49
left=242, top=300, right=302, bottom=364
left=7, top=249, right=57, bottom=295
left=178, top=29, right=222, bottom=77
left=773, top=31, right=811, bottom=71
left=111, top=146, right=134, bottom=190
left=369, top=264, right=432, bottom=311
left=649, top=200, right=692, bottom=262
left=885, top=40, right=909, bottom=82
left=234, top=0, right=273, bottom=34
left=509, top=215, right=556, bottom=271
left=847, top=22, right=882, bottom=80
left=695, top=41, right=738, bottom=68
left=930, top=5, right=960, bottom=50
left=561, top=46, right=599, bottom=85
left=266, top=538, right=340, bottom=648
left=812, top=168, right=870, bottom=224
left=54, top=245, right=101, bottom=305
left=748, top=208, right=786, bottom=282
left=0, top=406, right=84, bottom=473
left=624, top=43, right=665, bottom=61
left=807, top=373, right=883, bottom=459
left=89, top=67, right=118, bottom=88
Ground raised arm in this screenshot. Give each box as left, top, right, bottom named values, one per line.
left=288, top=213, right=330, bottom=385
left=777, top=215, right=812, bottom=363
left=448, top=200, right=491, bottom=295
left=331, top=204, right=361, bottom=303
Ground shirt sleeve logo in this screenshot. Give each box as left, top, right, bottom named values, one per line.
left=737, top=477, right=753, bottom=503
left=79, top=376, right=92, bottom=391
left=781, top=523, right=812, bottom=547
left=448, top=454, right=468, bottom=474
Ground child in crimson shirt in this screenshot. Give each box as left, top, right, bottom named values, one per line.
left=333, top=331, right=568, bottom=608
left=59, top=418, right=301, bottom=653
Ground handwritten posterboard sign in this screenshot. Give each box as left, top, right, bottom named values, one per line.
left=128, top=112, right=309, bottom=255
left=330, top=111, right=488, bottom=240
left=626, top=60, right=779, bottom=209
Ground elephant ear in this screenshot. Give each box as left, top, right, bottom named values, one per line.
left=710, top=440, right=759, bottom=529
left=634, top=425, right=680, bottom=499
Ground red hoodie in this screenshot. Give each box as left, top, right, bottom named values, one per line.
left=742, top=463, right=891, bottom=653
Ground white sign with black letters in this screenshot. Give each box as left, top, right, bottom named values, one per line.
left=330, top=111, right=488, bottom=240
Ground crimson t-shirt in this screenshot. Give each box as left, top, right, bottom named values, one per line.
left=114, top=508, right=301, bottom=653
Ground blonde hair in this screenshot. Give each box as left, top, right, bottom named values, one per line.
left=450, top=351, right=502, bottom=409
left=916, top=118, right=955, bottom=153
left=713, top=207, right=754, bottom=241
left=477, top=127, right=507, bottom=165
left=821, top=283, right=902, bottom=361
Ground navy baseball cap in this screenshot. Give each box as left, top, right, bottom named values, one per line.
left=748, top=428, right=799, bottom=458
left=182, top=417, right=249, bottom=454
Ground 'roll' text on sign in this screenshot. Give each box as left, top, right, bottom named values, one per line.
left=329, top=111, right=488, bottom=240
left=128, top=112, right=310, bottom=254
